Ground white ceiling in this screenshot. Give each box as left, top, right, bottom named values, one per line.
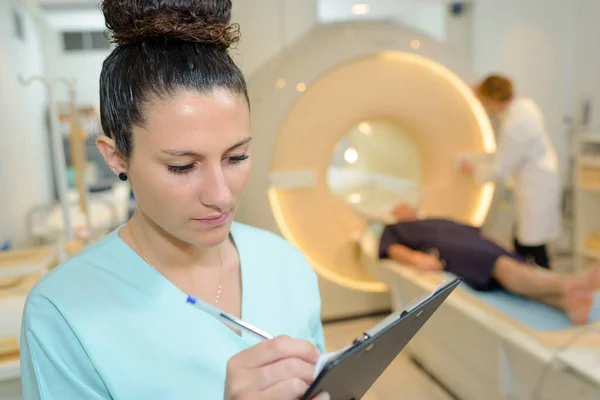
left=35, top=0, right=96, bottom=3
left=34, top=0, right=476, bottom=7
left=32, top=0, right=98, bottom=7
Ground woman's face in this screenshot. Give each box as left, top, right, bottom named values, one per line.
left=477, top=95, right=509, bottom=116
left=126, top=88, right=251, bottom=247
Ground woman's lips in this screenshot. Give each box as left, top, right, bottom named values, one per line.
left=192, top=212, right=228, bottom=226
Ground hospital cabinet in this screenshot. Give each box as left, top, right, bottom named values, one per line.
left=573, top=133, right=600, bottom=271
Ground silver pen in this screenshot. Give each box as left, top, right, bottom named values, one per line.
left=186, top=295, right=274, bottom=341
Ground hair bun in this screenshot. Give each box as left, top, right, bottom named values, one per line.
left=101, top=0, right=240, bottom=48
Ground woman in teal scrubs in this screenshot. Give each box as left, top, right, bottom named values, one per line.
left=19, top=1, right=329, bottom=399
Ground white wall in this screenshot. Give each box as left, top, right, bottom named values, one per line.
left=317, top=0, right=475, bottom=64
left=44, top=7, right=105, bottom=30
left=394, top=4, right=446, bottom=43
left=0, top=1, right=53, bottom=247
left=445, top=2, right=473, bottom=63
left=42, top=32, right=111, bottom=107
left=42, top=8, right=112, bottom=106
left=38, top=1, right=318, bottom=106
left=232, top=0, right=318, bottom=77
left=317, top=0, right=447, bottom=42
left=572, top=0, right=600, bottom=132
left=472, top=0, right=573, bottom=186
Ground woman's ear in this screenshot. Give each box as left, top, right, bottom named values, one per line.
left=96, top=136, right=127, bottom=176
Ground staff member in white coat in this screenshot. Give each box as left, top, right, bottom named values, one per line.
left=461, top=75, right=561, bottom=269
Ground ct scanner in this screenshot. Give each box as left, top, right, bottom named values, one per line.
left=237, top=20, right=495, bottom=321
left=237, top=21, right=600, bottom=400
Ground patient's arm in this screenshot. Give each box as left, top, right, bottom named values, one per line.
left=388, top=244, right=443, bottom=271
left=388, top=244, right=419, bottom=264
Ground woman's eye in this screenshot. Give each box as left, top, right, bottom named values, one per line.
left=167, top=155, right=247, bottom=174
left=167, top=164, right=195, bottom=174
left=228, top=154, right=249, bottom=165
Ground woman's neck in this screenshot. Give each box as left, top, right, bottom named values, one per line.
left=124, top=210, right=222, bottom=271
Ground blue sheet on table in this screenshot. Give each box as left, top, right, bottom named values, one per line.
left=442, top=271, right=600, bottom=331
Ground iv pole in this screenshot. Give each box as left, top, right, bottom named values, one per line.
left=18, top=74, right=81, bottom=242
left=66, top=81, right=93, bottom=238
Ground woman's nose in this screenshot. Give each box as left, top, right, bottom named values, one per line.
left=199, top=165, right=233, bottom=208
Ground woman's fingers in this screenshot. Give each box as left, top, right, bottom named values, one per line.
left=225, top=336, right=321, bottom=399
left=229, top=335, right=320, bottom=370
left=249, top=356, right=316, bottom=388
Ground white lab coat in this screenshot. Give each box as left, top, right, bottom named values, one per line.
left=490, top=97, right=561, bottom=246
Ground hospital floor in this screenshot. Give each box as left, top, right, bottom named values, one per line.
left=322, top=316, right=456, bottom=400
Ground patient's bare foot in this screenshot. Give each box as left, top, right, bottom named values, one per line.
left=562, top=279, right=594, bottom=324
left=570, top=263, right=600, bottom=290
left=588, top=263, right=600, bottom=288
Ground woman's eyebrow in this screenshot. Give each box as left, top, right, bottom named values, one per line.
left=161, top=137, right=252, bottom=157
left=161, top=149, right=201, bottom=157
left=226, top=137, right=252, bottom=152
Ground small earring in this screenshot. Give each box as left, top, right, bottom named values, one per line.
left=118, top=172, right=128, bottom=181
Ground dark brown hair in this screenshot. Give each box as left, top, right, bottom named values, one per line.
left=99, top=0, right=248, bottom=160
left=477, top=75, right=514, bottom=103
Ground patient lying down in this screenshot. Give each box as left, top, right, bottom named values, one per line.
left=379, top=204, right=600, bottom=325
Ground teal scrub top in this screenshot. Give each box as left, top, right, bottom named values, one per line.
left=20, top=221, right=326, bottom=399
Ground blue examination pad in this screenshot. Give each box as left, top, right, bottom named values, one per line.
left=368, top=222, right=385, bottom=237
left=442, top=272, right=600, bottom=331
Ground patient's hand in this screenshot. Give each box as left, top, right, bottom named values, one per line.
left=413, top=253, right=444, bottom=271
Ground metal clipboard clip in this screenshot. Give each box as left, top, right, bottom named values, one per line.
left=353, top=280, right=447, bottom=344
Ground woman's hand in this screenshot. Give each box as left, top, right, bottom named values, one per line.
left=224, top=335, right=330, bottom=400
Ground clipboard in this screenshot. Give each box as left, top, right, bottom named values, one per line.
left=301, top=278, right=462, bottom=400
